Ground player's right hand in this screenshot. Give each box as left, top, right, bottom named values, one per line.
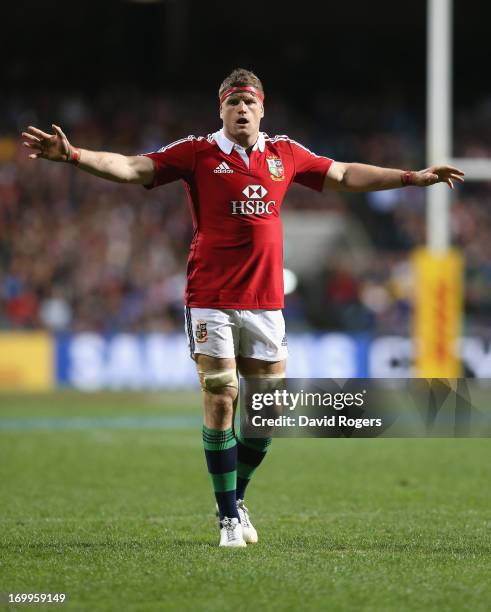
left=22, top=124, right=72, bottom=162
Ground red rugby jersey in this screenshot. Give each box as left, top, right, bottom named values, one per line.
left=143, top=129, right=333, bottom=309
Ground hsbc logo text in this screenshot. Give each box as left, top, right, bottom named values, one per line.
left=231, top=201, right=276, bottom=215
left=231, top=184, right=276, bottom=215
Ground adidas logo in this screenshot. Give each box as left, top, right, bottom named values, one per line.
left=214, top=162, right=233, bottom=174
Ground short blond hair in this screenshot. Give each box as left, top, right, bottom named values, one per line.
left=218, top=68, right=264, bottom=99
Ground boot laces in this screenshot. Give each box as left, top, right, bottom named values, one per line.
left=237, top=500, right=251, bottom=527
left=221, top=517, right=238, bottom=541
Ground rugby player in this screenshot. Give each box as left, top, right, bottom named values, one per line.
left=22, top=68, right=464, bottom=547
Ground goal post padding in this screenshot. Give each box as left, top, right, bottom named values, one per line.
left=413, top=248, right=463, bottom=377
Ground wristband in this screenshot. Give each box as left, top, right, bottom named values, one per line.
left=67, top=146, right=81, bottom=165
left=401, top=170, right=414, bottom=186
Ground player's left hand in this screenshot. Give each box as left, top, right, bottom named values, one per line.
left=413, top=165, right=465, bottom=189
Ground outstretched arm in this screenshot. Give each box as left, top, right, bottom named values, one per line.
left=22, top=124, right=154, bottom=185
left=324, top=161, right=465, bottom=192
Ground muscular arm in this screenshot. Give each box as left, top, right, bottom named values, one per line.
left=324, top=160, right=464, bottom=192
left=75, top=149, right=154, bottom=184
left=22, top=124, right=154, bottom=185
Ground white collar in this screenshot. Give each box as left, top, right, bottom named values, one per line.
left=213, top=128, right=265, bottom=154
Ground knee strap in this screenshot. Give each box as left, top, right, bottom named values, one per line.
left=242, top=371, right=285, bottom=394
left=198, top=368, right=238, bottom=393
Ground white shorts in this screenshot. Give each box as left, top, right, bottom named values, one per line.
left=184, top=308, right=288, bottom=361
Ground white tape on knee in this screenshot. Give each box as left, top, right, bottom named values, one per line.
left=242, top=371, right=285, bottom=392
left=198, top=368, right=238, bottom=393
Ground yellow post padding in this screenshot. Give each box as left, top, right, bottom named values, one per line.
left=412, top=248, right=463, bottom=377
left=0, top=332, right=53, bottom=391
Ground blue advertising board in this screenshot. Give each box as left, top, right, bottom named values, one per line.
left=53, top=332, right=491, bottom=390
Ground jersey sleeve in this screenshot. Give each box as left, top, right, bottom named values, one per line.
left=141, top=137, right=195, bottom=189
left=290, top=140, right=333, bottom=192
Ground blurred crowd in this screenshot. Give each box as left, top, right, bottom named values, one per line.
left=1, top=89, right=491, bottom=335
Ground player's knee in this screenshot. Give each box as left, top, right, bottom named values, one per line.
left=199, top=368, right=238, bottom=426
left=208, top=392, right=235, bottom=415
left=205, top=389, right=236, bottom=428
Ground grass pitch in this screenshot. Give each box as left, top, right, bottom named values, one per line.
left=0, top=392, right=490, bottom=611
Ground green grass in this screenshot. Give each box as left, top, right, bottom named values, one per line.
left=0, top=392, right=490, bottom=611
